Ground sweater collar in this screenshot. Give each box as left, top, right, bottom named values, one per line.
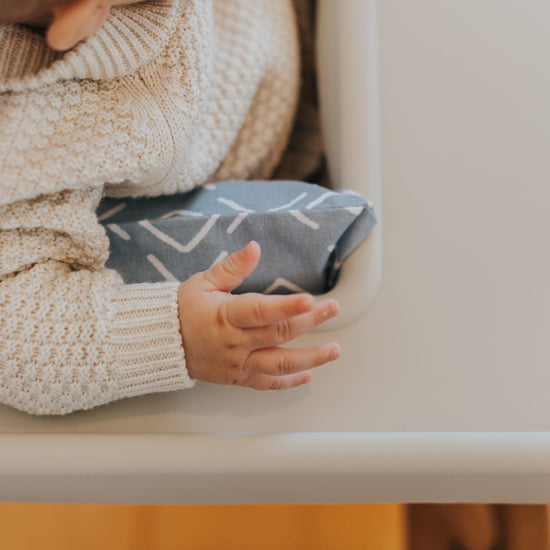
left=0, top=0, right=181, bottom=94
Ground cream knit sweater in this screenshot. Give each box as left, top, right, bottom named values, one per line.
left=0, top=0, right=299, bottom=415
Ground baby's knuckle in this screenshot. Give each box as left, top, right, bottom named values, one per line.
left=223, top=351, right=248, bottom=385
left=251, top=300, right=265, bottom=325
left=277, top=355, right=294, bottom=376
left=267, top=379, right=285, bottom=391
left=275, top=319, right=292, bottom=343
left=221, top=255, right=239, bottom=276
left=227, top=354, right=242, bottom=370
left=225, top=368, right=242, bottom=386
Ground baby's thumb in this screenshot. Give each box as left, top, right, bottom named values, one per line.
left=202, top=241, right=261, bottom=292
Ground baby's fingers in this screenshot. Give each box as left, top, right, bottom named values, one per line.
left=246, top=299, right=340, bottom=348
left=200, top=241, right=261, bottom=292
left=228, top=293, right=315, bottom=328
left=241, top=371, right=313, bottom=391
left=245, top=343, right=341, bottom=379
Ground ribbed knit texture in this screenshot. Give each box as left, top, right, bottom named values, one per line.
left=110, top=283, right=194, bottom=399
left=0, top=0, right=299, bottom=415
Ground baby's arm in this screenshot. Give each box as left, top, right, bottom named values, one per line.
left=0, top=191, right=339, bottom=416
left=178, top=242, right=340, bottom=390
left=0, top=188, right=194, bottom=416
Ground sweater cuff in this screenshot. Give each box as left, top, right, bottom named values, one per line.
left=109, top=282, right=196, bottom=401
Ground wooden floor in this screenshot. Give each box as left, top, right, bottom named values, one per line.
left=3, top=503, right=550, bottom=549
left=0, top=503, right=406, bottom=550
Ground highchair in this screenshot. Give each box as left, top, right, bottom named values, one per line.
left=3, top=0, right=550, bottom=506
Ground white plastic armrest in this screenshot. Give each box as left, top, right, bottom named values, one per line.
left=315, top=0, right=383, bottom=330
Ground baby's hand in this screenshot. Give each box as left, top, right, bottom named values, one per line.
left=177, top=242, right=340, bottom=390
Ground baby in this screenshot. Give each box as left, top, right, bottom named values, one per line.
left=0, top=0, right=340, bottom=415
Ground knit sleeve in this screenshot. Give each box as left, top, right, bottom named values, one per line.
left=0, top=189, right=195, bottom=416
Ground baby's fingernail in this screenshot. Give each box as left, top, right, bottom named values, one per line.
left=323, top=302, right=339, bottom=318
left=245, top=241, right=260, bottom=255
left=328, top=344, right=341, bottom=361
